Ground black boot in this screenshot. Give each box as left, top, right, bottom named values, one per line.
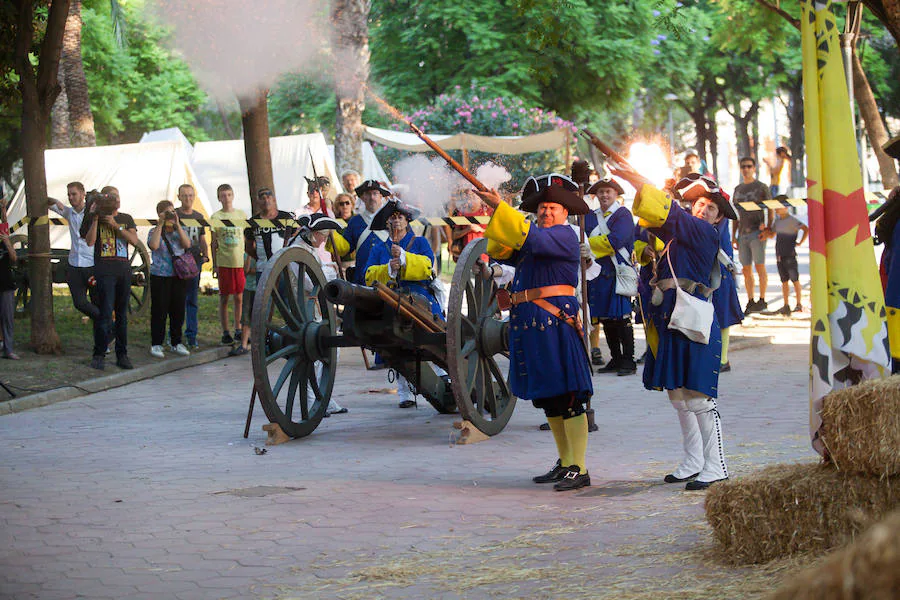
left=617, top=319, right=637, bottom=376
left=600, top=321, right=621, bottom=373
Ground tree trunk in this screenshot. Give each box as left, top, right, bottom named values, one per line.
left=688, top=107, right=709, bottom=167
left=862, top=0, right=900, bottom=47
left=851, top=49, right=898, bottom=188
left=708, top=112, right=720, bottom=180
left=785, top=78, right=805, bottom=188
left=50, top=67, right=71, bottom=148
left=732, top=105, right=752, bottom=162
left=62, top=0, right=96, bottom=147
left=751, top=106, right=760, bottom=165
left=13, top=0, right=69, bottom=354
left=238, top=90, right=274, bottom=214
left=332, top=0, right=370, bottom=180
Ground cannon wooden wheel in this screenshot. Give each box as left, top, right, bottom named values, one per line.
left=251, top=247, right=337, bottom=438
left=128, top=240, right=150, bottom=315
left=446, top=238, right=516, bottom=436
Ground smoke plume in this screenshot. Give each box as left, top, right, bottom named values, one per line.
left=392, top=155, right=466, bottom=218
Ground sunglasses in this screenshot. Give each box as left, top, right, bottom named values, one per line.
left=740, top=164, right=755, bottom=169
left=335, top=201, right=351, bottom=206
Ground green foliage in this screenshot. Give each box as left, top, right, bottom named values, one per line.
left=371, top=83, right=575, bottom=187
left=80, top=2, right=210, bottom=144
left=369, top=0, right=654, bottom=117
left=268, top=73, right=336, bottom=137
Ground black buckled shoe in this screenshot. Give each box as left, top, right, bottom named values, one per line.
left=600, top=359, right=620, bottom=374
left=664, top=472, right=699, bottom=483
left=398, top=399, right=416, bottom=409
left=553, top=467, right=591, bottom=491
left=591, top=348, right=604, bottom=366
left=685, top=477, right=727, bottom=491
left=617, top=360, right=637, bottom=376
left=533, top=460, right=567, bottom=484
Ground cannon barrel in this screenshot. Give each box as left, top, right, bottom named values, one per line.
left=324, top=279, right=385, bottom=313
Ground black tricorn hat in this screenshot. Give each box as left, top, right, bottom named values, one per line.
left=883, top=135, right=900, bottom=160
left=305, top=176, right=331, bottom=193
left=519, top=173, right=590, bottom=215
left=369, top=200, right=421, bottom=231
left=587, top=178, right=625, bottom=197
left=673, top=174, right=736, bottom=220
left=355, top=179, right=392, bottom=197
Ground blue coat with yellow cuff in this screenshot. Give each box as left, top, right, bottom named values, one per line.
left=330, top=214, right=385, bottom=285
left=634, top=224, right=663, bottom=326
left=712, top=219, right=744, bottom=329
left=632, top=185, right=722, bottom=398
left=584, top=206, right=635, bottom=320
left=485, top=202, right=593, bottom=401
left=365, top=229, right=442, bottom=318
left=885, top=224, right=900, bottom=364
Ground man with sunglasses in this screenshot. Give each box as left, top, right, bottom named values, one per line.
left=732, top=158, right=773, bottom=315
left=611, top=167, right=735, bottom=491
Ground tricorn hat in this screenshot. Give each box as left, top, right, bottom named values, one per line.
left=355, top=180, right=392, bottom=197
left=587, top=178, right=625, bottom=197
left=370, top=199, right=421, bottom=231
left=883, top=135, right=900, bottom=160
left=673, top=173, right=737, bottom=220
left=518, top=173, right=589, bottom=215
left=302, top=212, right=342, bottom=232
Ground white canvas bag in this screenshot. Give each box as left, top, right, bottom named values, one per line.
left=663, top=241, right=714, bottom=344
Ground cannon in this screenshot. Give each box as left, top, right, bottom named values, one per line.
left=249, top=237, right=516, bottom=439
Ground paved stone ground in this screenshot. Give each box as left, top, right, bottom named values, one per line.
left=1, top=244, right=820, bottom=600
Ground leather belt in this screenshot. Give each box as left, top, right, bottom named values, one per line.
left=509, top=285, right=576, bottom=305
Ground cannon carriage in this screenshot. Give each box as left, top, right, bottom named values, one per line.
left=249, top=237, right=517, bottom=439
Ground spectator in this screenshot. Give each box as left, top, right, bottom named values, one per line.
left=341, top=169, right=361, bottom=212
left=763, top=146, right=792, bottom=197
left=244, top=187, right=296, bottom=284
left=147, top=201, right=192, bottom=358
left=333, top=192, right=354, bottom=220
left=210, top=183, right=247, bottom=345
left=771, top=204, right=808, bottom=316
left=175, top=183, right=208, bottom=349
left=80, top=187, right=139, bottom=370
left=731, top=157, right=773, bottom=314
left=449, top=189, right=492, bottom=262
left=0, top=192, right=19, bottom=359
left=48, top=182, right=99, bottom=321
left=298, top=176, right=332, bottom=216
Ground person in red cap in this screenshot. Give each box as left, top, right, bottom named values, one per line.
left=475, top=174, right=595, bottom=492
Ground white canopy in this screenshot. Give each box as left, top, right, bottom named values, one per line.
left=191, top=132, right=341, bottom=216
left=139, top=127, right=194, bottom=158
left=7, top=140, right=213, bottom=249
left=364, top=125, right=569, bottom=155
left=327, top=141, right=391, bottom=186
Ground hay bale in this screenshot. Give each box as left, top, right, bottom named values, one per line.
left=705, top=462, right=900, bottom=564
left=769, top=508, right=900, bottom=600
left=820, top=374, right=900, bottom=477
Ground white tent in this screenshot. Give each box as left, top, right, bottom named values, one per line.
left=139, top=127, right=194, bottom=158
left=327, top=141, right=391, bottom=186
left=191, top=133, right=341, bottom=216
left=363, top=125, right=569, bottom=154
left=7, top=140, right=213, bottom=249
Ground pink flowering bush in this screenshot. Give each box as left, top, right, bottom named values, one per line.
left=373, top=83, right=575, bottom=191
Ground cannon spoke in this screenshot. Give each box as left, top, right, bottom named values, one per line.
left=297, top=363, right=310, bottom=422
left=280, top=269, right=304, bottom=323
left=308, top=362, right=323, bottom=404
left=284, top=367, right=300, bottom=420
left=271, top=286, right=303, bottom=331
left=271, top=355, right=299, bottom=400
left=461, top=339, right=477, bottom=359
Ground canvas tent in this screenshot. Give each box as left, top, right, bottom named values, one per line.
left=139, top=127, right=194, bottom=158
left=363, top=125, right=569, bottom=155
left=7, top=140, right=213, bottom=250
left=327, top=141, right=391, bottom=186
left=191, top=133, right=341, bottom=216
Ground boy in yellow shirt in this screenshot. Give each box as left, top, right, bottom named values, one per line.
left=210, top=184, right=248, bottom=345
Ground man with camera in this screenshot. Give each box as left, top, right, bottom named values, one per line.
left=80, top=187, right=139, bottom=370
left=48, top=181, right=100, bottom=321
left=176, top=183, right=208, bottom=349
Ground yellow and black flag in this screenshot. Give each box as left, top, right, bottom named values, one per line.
left=801, top=0, right=891, bottom=454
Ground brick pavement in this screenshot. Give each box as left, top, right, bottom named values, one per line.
left=0, top=313, right=816, bottom=599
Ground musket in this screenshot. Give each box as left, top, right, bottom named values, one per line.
left=577, top=129, right=637, bottom=173
left=308, top=149, right=347, bottom=281
left=366, top=90, right=488, bottom=192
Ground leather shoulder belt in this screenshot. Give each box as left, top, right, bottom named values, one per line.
left=498, top=285, right=582, bottom=336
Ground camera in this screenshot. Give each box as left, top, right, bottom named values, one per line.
left=86, top=190, right=116, bottom=216
left=165, top=210, right=176, bottom=221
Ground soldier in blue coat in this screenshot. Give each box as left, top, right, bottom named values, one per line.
left=584, top=178, right=637, bottom=376
left=475, top=174, right=595, bottom=491
left=329, top=180, right=392, bottom=285
left=612, top=169, right=736, bottom=491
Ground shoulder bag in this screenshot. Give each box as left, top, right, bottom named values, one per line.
left=589, top=207, right=638, bottom=297
left=662, top=240, right=714, bottom=344
left=162, top=229, right=200, bottom=280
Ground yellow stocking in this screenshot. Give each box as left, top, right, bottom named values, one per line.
left=720, top=327, right=730, bottom=365
left=563, top=413, right=589, bottom=474
left=546, top=416, right=572, bottom=467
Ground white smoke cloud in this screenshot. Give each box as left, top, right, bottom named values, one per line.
left=148, top=0, right=328, bottom=100
left=475, top=161, right=511, bottom=191
left=391, top=155, right=466, bottom=218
